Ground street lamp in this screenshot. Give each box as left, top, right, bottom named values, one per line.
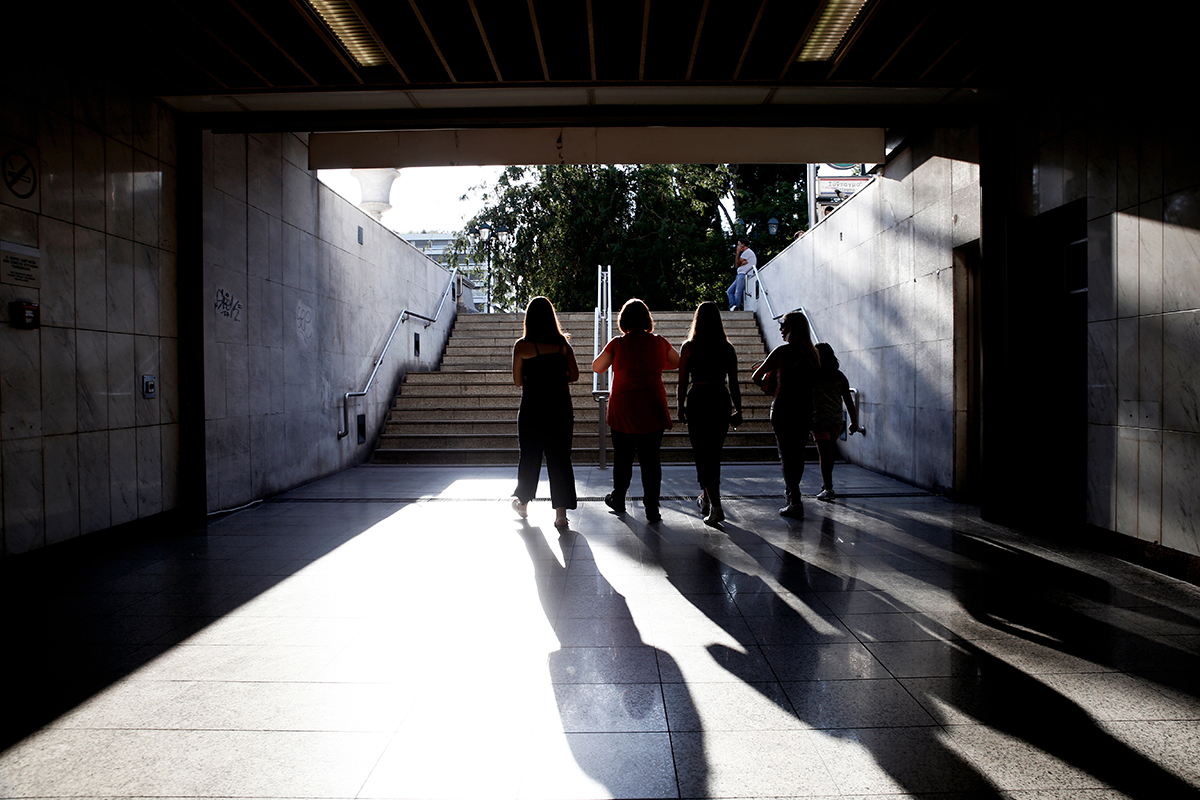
left=469, top=222, right=511, bottom=313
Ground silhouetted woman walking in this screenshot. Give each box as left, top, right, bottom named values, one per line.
left=512, top=296, right=579, bottom=529
left=752, top=311, right=819, bottom=519
left=677, top=302, right=742, bottom=525
left=592, top=299, right=680, bottom=522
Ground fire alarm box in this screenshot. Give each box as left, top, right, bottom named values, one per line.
left=8, top=301, right=38, bottom=329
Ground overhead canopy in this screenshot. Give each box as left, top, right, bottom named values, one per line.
left=309, top=126, right=884, bottom=169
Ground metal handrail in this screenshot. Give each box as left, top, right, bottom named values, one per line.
left=754, top=267, right=780, bottom=320
left=592, top=265, right=613, bottom=469
left=337, top=267, right=460, bottom=440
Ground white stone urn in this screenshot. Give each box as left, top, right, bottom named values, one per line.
left=350, top=168, right=401, bottom=221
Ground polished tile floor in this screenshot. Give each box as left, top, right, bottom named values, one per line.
left=3, top=463, right=1199, bottom=799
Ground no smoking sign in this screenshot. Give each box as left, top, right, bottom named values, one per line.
left=1, top=136, right=39, bottom=211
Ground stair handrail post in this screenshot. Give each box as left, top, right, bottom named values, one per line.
left=592, top=264, right=613, bottom=469
left=338, top=267, right=460, bottom=440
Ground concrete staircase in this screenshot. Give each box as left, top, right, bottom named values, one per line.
left=373, top=311, right=779, bottom=465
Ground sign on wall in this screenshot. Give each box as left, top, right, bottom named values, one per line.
left=1, top=241, right=41, bottom=289
left=1, top=136, right=39, bottom=212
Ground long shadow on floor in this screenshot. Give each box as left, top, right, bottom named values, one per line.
left=623, top=505, right=1197, bottom=797
left=518, top=523, right=707, bottom=799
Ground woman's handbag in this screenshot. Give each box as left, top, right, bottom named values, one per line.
left=751, top=359, right=777, bottom=396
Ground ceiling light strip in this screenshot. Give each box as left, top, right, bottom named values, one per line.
left=796, top=0, right=869, bottom=62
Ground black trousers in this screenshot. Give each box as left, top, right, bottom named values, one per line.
left=514, top=406, right=576, bottom=508
left=685, top=385, right=731, bottom=492
left=770, top=405, right=812, bottom=503
left=610, top=429, right=664, bottom=510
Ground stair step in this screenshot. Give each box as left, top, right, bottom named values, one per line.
left=371, top=310, right=779, bottom=465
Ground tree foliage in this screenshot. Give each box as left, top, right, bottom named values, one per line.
left=454, top=163, right=808, bottom=313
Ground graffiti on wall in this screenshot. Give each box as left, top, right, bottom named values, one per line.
left=296, top=299, right=315, bottom=344
left=214, top=288, right=242, bottom=321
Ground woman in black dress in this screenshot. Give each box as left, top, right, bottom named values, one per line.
left=677, top=301, right=742, bottom=525
left=512, top=296, right=580, bottom=529
left=752, top=311, right=820, bottom=519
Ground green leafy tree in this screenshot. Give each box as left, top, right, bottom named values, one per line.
left=729, top=164, right=809, bottom=264
left=454, top=164, right=736, bottom=312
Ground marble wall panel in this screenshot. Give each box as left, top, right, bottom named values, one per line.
left=224, top=341, right=250, bottom=420
left=43, top=433, right=80, bottom=545
left=106, top=332, right=135, bottom=430
left=132, top=150, right=160, bottom=247
left=109, top=427, right=137, bottom=526
left=1116, top=118, right=1140, bottom=212
left=1138, top=315, right=1162, bottom=429
left=204, top=341, right=226, bottom=420
left=202, top=183, right=225, bottom=271
left=213, top=132, right=247, bottom=201
left=75, top=227, right=107, bottom=330
left=1139, top=124, right=1164, bottom=205
left=1136, top=428, right=1162, bottom=545
left=105, top=83, right=133, bottom=146
left=1087, top=215, right=1115, bottom=323
left=159, top=163, right=177, bottom=253
left=135, top=335, right=159, bottom=427
left=132, top=97, right=158, bottom=160
left=136, top=425, right=162, bottom=516
left=1087, top=320, right=1116, bottom=426
left=247, top=134, right=283, bottom=219
left=215, top=416, right=252, bottom=510
left=73, top=71, right=105, bottom=132
left=1086, top=423, right=1116, bottom=530
left=75, top=329, right=107, bottom=431
left=951, top=184, right=981, bottom=248
left=39, top=107, right=74, bottom=223
left=134, top=243, right=159, bottom=336
left=159, top=337, right=178, bottom=425
left=247, top=206, right=271, bottom=282
left=159, top=250, right=178, bottom=336
left=915, top=407, right=953, bottom=494
left=1087, top=110, right=1117, bottom=220
left=1115, top=210, right=1139, bottom=319
left=106, top=234, right=134, bottom=334
left=268, top=215, right=284, bottom=285
left=158, top=105, right=177, bottom=167
left=1038, top=135, right=1065, bottom=213
left=300, top=230, right=317, bottom=295
left=40, top=326, right=76, bottom=436
left=77, top=429, right=110, bottom=535
left=2, top=437, right=44, bottom=554
left=0, top=205, right=37, bottom=247
left=1063, top=128, right=1088, bottom=206
left=1138, top=200, right=1163, bottom=316
left=1162, top=431, right=1200, bottom=557
left=283, top=161, right=318, bottom=235
left=1115, top=426, right=1138, bottom=538
left=1, top=323, right=42, bottom=439
left=1162, top=309, right=1200, bottom=433
left=281, top=222, right=300, bottom=289
left=72, top=122, right=105, bottom=231
left=105, top=137, right=134, bottom=240
left=1161, top=186, right=1200, bottom=313
left=1116, top=317, right=1138, bottom=428
left=161, top=423, right=179, bottom=510
left=39, top=216, right=76, bottom=326
left=223, top=193, right=248, bottom=275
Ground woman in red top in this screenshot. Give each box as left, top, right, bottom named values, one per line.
left=592, top=298, right=680, bottom=522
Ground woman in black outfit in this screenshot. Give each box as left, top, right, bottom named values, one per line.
left=752, top=311, right=820, bottom=519
left=677, top=301, right=742, bottom=525
left=512, top=296, right=580, bottom=529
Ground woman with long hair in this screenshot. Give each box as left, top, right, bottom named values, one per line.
left=811, top=342, right=861, bottom=501
left=751, top=311, right=820, bottom=519
left=592, top=298, right=680, bottom=523
left=512, top=296, right=580, bottom=529
left=677, top=301, right=742, bottom=525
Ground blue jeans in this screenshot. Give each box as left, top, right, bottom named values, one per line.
left=726, top=272, right=746, bottom=310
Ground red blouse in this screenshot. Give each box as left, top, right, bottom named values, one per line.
left=603, top=331, right=674, bottom=434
